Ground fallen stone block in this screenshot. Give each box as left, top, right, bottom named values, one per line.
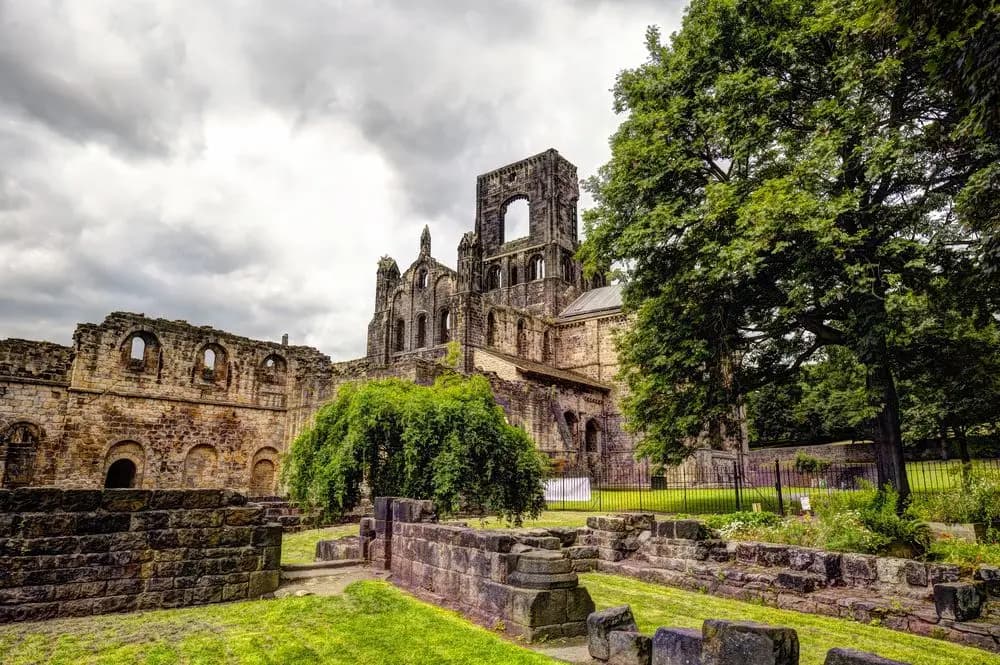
left=825, top=647, right=912, bottom=664
left=507, top=571, right=578, bottom=590
left=933, top=583, right=983, bottom=621
left=975, top=566, right=1000, bottom=596
left=702, top=620, right=799, bottom=665
left=588, top=605, right=639, bottom=660
left=609, top=630, right=652, bottom=665
left=652, top=626, right=702, bottom=665
left=588, top=516, right=628, bottom=533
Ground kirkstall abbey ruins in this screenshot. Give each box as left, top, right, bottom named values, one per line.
left=0, top=149, right=744, bottom=494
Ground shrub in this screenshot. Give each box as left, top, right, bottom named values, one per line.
left=704, top=511, right=781, bottom=539
left=909, top=469, right=1000, bottom=525
left=793, top=452, right=831, bottom=473
left=282, top=374, right=548, bottom=524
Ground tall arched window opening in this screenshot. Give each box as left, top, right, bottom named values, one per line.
left=486, top=311, right=497, bottom=347
left=130, top=336, right=145, bottom=361
left=516, top=319, right=528, bottom=356
left=487, top=265, right=502, bottom=290
left=502, top=197, right=530, bottom=243
left=585, top=419, right=602, bottom=453
left=438, top=309, right=451, bottom=343
left=417, top=268, right=429, bottom=289
left=416, top=314, right=427, bottom=348
left=394, top=319, right=406, bottom=352
left=1, top=422, right=40, bottom=488
left=528, top=255, right=545, bottom=281
left=563, top=411, right=579, bottom=447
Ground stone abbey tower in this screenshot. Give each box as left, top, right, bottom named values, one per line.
left=0, top=149, right=743, bottom=493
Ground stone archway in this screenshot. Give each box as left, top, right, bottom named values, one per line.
left=105, top=459, right=138, bottom=488
left=249, top=447, right=279, bottom=496
left=183, top=444, right=219, bottom=488
left=1, top=422, right=41, bottom=488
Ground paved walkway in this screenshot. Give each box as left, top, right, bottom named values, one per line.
left=276, top=563, right=595, bottom=663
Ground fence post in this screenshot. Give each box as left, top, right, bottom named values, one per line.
left=775, top=459, right=784, bottom=517
left=734, top=460, right=742, bottom=512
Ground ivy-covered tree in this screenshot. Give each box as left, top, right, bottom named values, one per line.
left=580, top=0, right=1000, bottom=502
left=282, top=374, right=547, bottom=524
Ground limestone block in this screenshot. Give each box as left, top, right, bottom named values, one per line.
left=824, top=647, right=911, bottom=664
left=735, top=542, right=761, bottom=565
left=927, top=564, right=961, bottom=585
left=507, top=571, right=578, bottom=590
left=841, top=554, right=878, bottom=582
left=588, top=516, right=628, bottom=533
left=374, top=497, right=395, bottom=522
left=565, top=545, right=598, bottom=560
left=615, top=513, right=655, bottom=532
left=933, top=583, right=983, bottom=621
left=701, top=620, right=799, bottom=665
left=975, top=565, right=1000, bottom=596
left=903, top=561, right=928, bottom=588
left=609, top=630, right=652, bottom=665
left=588, top=605, right=639, bottom=660
left=776, top=572, right=820, bottom=593
left=248, top=569, right=280, bottom=597
left=516, top=551, right=573, bottom=575
left=316, top=537, right=362, bottom=561
left=652, top=627, right=703, bottom=665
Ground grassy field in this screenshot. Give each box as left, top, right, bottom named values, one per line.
left=0, top=581, right=555, bottom=665
left=281, top=524, right=358, bottom=565
left=545, top=459, right=1000, bottom=514
left=582, top=573, right=1000, bottom=665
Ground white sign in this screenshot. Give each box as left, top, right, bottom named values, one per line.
left=800, top=495, right=811, bottom=512
left=544, top=477, right=592, bottom=502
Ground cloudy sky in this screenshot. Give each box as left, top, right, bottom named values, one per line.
left=0, top=0, right=684, bottom=360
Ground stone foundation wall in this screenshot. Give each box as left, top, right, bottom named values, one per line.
left=0, top=487, right=281, bottom=622
left=748, top=441, right=877, bottom=465
left=368, top=497, right=594, bottom=641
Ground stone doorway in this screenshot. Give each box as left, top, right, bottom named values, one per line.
left=1, top=422, right=39, bottom=488
left=104, top=458, right=137, bottom=488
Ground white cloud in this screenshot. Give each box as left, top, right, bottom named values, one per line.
left=0, top=0, right=685, bottom=358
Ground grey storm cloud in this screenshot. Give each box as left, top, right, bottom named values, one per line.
left=0, top=0, right=685, bottom=358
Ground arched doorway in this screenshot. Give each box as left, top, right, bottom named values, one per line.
left=250, top=460, right=276, bottom=497
left=563, top=411, right=579, bottom=448
left=585, top=419, right=602, bottom=453
left=2, top=422, right=40, bottom=488
left=105, top=459, right=137, bottom=488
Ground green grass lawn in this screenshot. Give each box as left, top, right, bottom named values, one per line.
left=0, top=581, right=555, bottom=665
left=582, top=572, right=1000, bottom=665
left=281, top=524, right=358, bottom=565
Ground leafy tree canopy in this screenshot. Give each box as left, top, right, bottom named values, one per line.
left=282, top=374, right=547, bottom=524
left=580, top=0, right=1000, bottom=500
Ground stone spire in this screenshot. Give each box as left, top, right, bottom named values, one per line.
left=420, top=225, right=431, bottom=256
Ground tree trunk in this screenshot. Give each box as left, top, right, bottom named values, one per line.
left=938, top=423, right=949, bottom=461
left=955, top=426, right=971, bottom=464
left=867, top=359, right=911, bottom=506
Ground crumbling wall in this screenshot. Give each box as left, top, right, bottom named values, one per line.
left=368, top=497, right=594, bottom=641
left=0, top=487, right=281, bottom=622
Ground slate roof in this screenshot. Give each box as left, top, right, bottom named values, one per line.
left=477, top=348, right=612, bottom=392
left=558, top=285, right=624, bottom=321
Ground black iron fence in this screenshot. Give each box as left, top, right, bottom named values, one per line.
left=543, top=456, right=1000, bottom=515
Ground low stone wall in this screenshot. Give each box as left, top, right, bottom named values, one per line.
left=0, top=487, right=281, bottom=622
left=748, top=441, right=876, bottom=465
left=573, top=515, right=1000, bottom=653
left=587, top=605, right=913, bottom=664
left=367, top=497, right=594, bottom=641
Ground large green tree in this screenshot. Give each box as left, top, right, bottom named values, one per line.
left=581, top=0, right=999, bottom=501
left=282, top=374, right=547, bottom=524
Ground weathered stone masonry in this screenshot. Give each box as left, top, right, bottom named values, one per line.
left=0, top=487, right=281, bottom=622
left=365, top=497, right=595, bottom=641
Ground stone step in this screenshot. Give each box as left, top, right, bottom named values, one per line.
left=280, top=560, right=365, bottom=579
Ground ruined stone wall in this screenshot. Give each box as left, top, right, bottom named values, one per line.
left=0, top=487, right=281, bottom=623
left=2, top=313, right=332, bottom=493
left=748, top=441, right=877, bottom=465
left=371, top=497, right=594, bottom=642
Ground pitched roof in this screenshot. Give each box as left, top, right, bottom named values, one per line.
left=477, top=348, right=612, bottom=392
left=558, top=285, right=624, bottom=320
